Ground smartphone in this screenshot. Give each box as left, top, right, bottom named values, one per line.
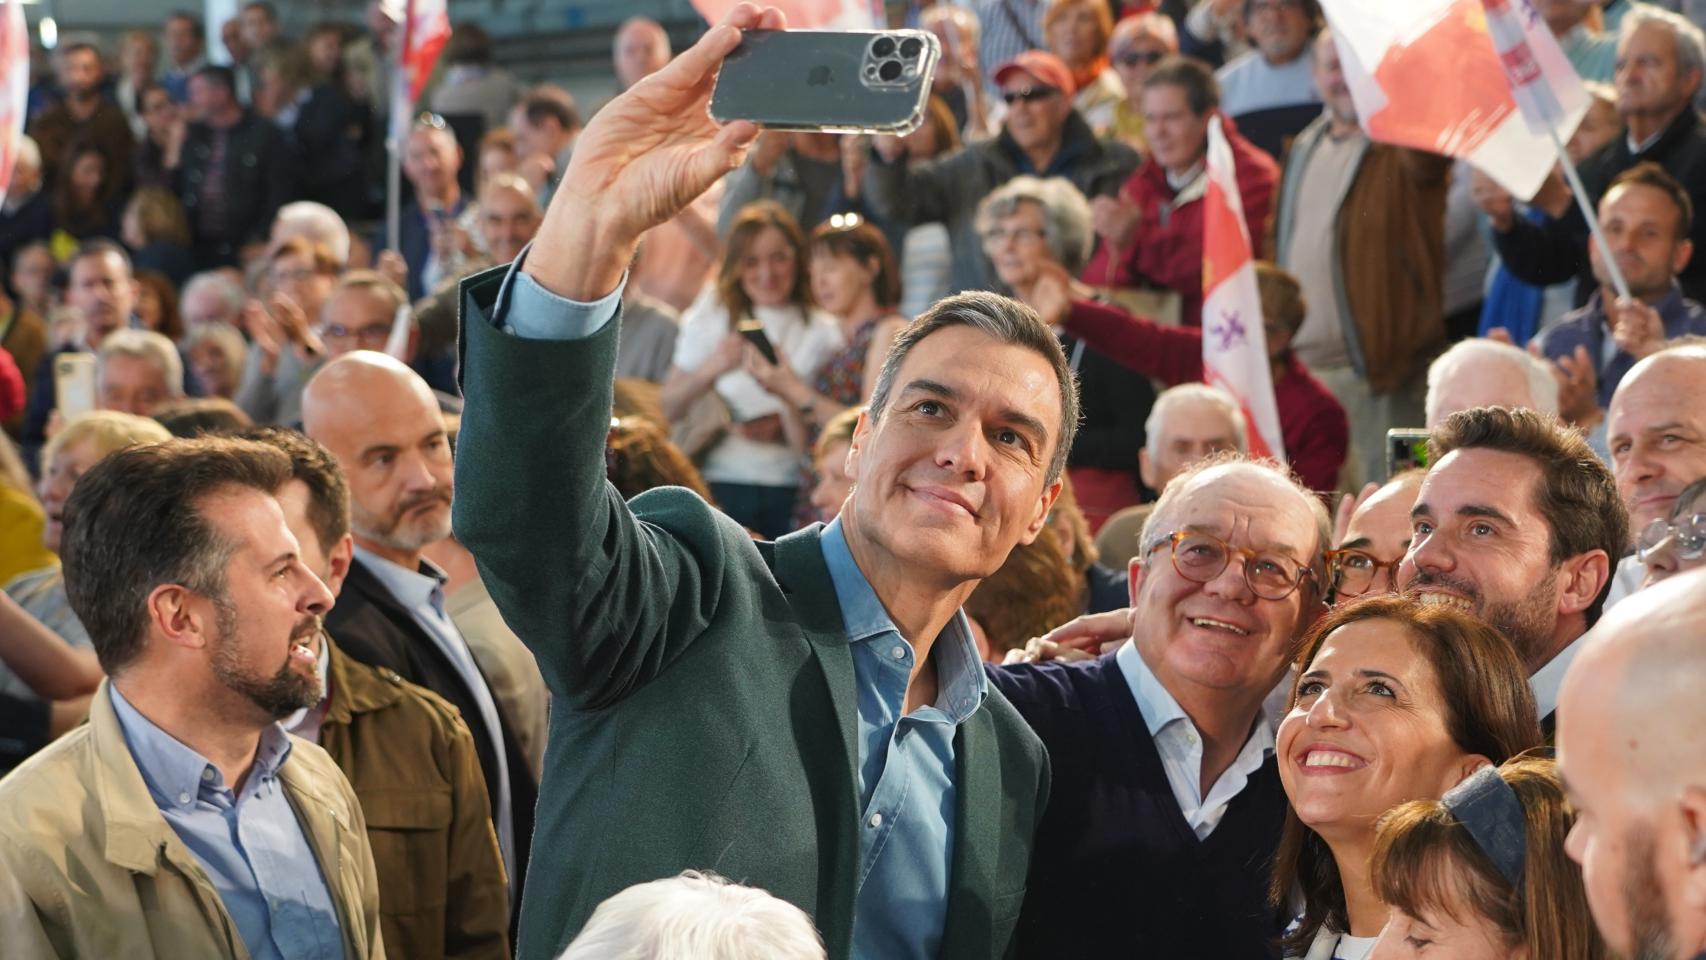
left=736, top=319, right=779, bottom=365
left=1386, top=428, right=1432, bottom=480
left=53, top=352, right=97, bottom=424
left=710, top=29, right=941, bottom=135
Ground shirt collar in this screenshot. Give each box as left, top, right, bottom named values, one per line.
left=1529, top=631, right=1587, bottom=722
left=354, top=544, right=449, bottom=613
left=109, top=683, right=293, bottom=808
left=819, top=518, right=989, bottom=720
left=1115, top=638, right=1277, bottom=754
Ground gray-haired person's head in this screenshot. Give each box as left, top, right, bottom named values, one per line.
left=868, top=290, right=1081, bottom=484
left=974, top=175, right=1095, bottom=274
left=558, top=870, right=825, bottom=960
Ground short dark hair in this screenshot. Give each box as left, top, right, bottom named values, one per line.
left=1142, top=55, right=1220, bottom=115
left=167, top=11, right=206, bottom=40
left=242, top=0, right=278, bottom=21
left=811, top=219, right=901, bottom=309
left=70, top=238, right=133, bottom=278
left=60, top=437, right=293, bottom=674
left=869, top=291, right=1082, bottom=484
left=239, top=426, right=351, bottom=553
left=443, top=22, right=494, bottom=65
left=519, top=91, right=579, bottom=132
left=60, top=42, right=102, bottom=64
left=1606, top=160, right=1694, bottom=240
left=1270, top=594, right=1544, bottom=951
left=1428, top=406, right=1628, bottom=622
left=191, top=64, right=238, bottom=97
left=153, top=397, right=252, bottom=437
left=1243, top=0, right=1323, bottom=27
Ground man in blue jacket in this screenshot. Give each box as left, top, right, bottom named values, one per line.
left=450, top=7, right=1069, bottom=958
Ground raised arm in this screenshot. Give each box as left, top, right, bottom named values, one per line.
left=452, top=6, right=781, bottom=710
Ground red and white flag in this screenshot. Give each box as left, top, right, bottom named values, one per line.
left=0, top=0, right=28, bottom=198
left=1319, top=0, right=1588, bottom=200
left=688, top=0, right=879, bottom=30
left=1202, top=115, right=1285, bottom=462
left=402, top=0, right=452, bottom=103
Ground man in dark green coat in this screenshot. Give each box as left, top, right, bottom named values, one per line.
left=452, top=8, right=1074, bottom=958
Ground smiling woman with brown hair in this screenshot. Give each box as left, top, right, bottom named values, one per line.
left=1271, top=595, right=1544, bottom=959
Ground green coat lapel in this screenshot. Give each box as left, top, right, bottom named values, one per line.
left=941, top=706, right=1000, bottom=958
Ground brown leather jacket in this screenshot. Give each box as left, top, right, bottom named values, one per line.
left=317, top=634, right=510, bottom=960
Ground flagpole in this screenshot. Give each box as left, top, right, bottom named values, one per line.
left=386, top=1, right=409, bottom=255
left=1545, top=123, right=1631, bottom=302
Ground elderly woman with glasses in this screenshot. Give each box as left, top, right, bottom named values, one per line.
left=976, top=174, right=1154, bottom=528
left=1272, top=596, right=1545, bottom=959
left=1106, top=12, right=1180, bottom=151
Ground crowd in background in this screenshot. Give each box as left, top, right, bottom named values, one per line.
left=2, top=0, right=1706, bottom=958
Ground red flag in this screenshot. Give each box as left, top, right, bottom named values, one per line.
left=1202, top=116, right=1285, bottom=462
left=403, top=0, right=451, bottom=103
left=0, top=0, right=27, bottom=197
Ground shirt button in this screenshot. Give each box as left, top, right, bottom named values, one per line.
left=201, top=768, right=215, bottom=781
left=177, top=791, right=192, bottom=805
left=890, top=645, right=906, bottom=660
left=1186, top=733, right=1199, bottom=746
left=868, top=813, right=883, bottom=828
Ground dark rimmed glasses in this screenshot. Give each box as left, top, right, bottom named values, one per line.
left=1001, top=86, right=1059, bottom=105
left=1636, top=513, right=1706, bottom=564
left=1324, top=548, right=1403, bottom=599
left=1116, top=50, right=1167, bottom=68
left=1146, top=530, right=1317, bottom=601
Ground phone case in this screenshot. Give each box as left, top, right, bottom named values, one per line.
left=710, top=29, right=941, bottom=135
left=54, top=353, right=97, bottom=423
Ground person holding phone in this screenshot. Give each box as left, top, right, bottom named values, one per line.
left=450, top=7, right=1070, bottom=956
left=660, top=199, right=843, bottom=538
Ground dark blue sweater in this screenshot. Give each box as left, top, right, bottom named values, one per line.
left=987, top=655, right=1288, bottom=959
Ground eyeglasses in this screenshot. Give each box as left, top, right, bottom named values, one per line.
left=1146, top=530, right=1317, bottom=601
left=1636, top=513, right=1706, bottom=564
left=980, top=226, right=1047, bottom=245
left=414, top=111, right=448, bottom=131
left=1116, top=50, right=1167, bottom=68
left=320, top=321, right=392, bottom=346
left=1001, top=86, right=1059, bottom=105
left=1324, top=548, right=1403, bottom=600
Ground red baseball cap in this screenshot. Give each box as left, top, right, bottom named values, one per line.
left=993, top=50, right=1076, bottom=96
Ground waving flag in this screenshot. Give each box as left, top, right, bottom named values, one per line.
left=402, top=0, right=452, bottom=103
left=1202, top=115, right=1285, bottom=462
left=0, top=0, right=27, bottom=197
left=1319, top=0, right=1588, bottom=200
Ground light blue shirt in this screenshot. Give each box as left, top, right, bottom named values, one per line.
left=1115, top=640, right=1274, bottom=840
left=109, top=685, right=343, bottom=960
left=493, top=253, right=984, bottom=958
left=820, top=519, right=986, bottom=960
left=352, top=546, right=515, bottom=883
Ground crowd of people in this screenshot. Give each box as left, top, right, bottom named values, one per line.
left=1, top=0, right=1706, bottom=958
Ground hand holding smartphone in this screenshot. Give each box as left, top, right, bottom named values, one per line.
left=736, top=319, right=779, bottom=366
left=54, top=353, right=97, bottom=424
left=711, top=29, right=941, bottom=135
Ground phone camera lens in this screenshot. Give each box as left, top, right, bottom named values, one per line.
left=872, top=37, right=896, bottom=57
left=899, top=37, right=923, bottom=58
left=878, top=59, right=903, bottom=82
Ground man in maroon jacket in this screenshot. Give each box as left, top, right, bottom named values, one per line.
left=1080, top=56, right=1278, bottom=328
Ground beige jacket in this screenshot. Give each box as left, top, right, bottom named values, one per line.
left=0, top=680, right=385, bottom=959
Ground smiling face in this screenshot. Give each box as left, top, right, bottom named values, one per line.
left=844, top=324, right=1063, bottom=584
left=1129, top=465, right=1321, bottom=700
left=1400, top=449, right=1564, bottom=669
left=38, top=437, right=103, bottom=553
left=1000, top=70, right=1072, bottom=157
left=1046, top=1, right=1106, bottom=70
left=479, top=185, right=542, bottom=265
left=1334, top=473, right=1423, bottom=602
left=1588, top=181, right=1692, bottom=301
left=1278, top=619, right=1483, bottom=845
left=403, top=127, right=462, bottom=203
left=1609, top=353, right=1706, bottom=532
left=810, top=248, right=878, bottom=320
left=738, top=225, right=800, bottom=310
left=1141, top=83, right=1211, bottom=176
left=983, top=201, right=1052, bottom=293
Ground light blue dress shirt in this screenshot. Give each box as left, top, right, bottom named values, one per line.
left=109, top=685, right=343, bottom=960
left=352, top=546, right=515, bottom=883
left=491, top=252, right=986, bottom=958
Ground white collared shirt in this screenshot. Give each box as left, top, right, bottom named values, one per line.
left=1529, top=633, right=1588, bottom=723
left=1116, top=640, right=1275, bottom=839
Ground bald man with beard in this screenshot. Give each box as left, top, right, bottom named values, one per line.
left=302, top=352, right=536, bottom=908
left=1558, top=567, right=1706, bottom=960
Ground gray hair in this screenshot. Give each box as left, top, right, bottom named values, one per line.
left=1139, top=453, right=1332, bottom=580
left=181, top=271, right=247, bottom=323
left=1424, top=337, right=1560, bottom=427
left=182, top=321, right=249, bottom=371
left=272, top=201, right=351, bottom=266
left=559, top=870, right=825, bottom=960
left=98, top=329, right=185, bottom=399
left=921, top=4, right=980, bottom=48
left=868, top=291, right=1081, bottom=484
left=1143, top=383, right=1248, bottom=460
left=1622, top=5, right=1706, bottom=85
left=974, top=176, right=1095, bottom=274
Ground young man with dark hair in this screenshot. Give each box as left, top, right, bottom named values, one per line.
left=179, top=64, right=294, bottom=269
left=1400, top=405, right=1630, bottom=733
left=27, top=42, right=135, bottom=196
left=0, top=436, right=384, bottom=958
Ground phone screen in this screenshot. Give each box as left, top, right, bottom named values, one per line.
left=1386, top=429, right=1431, bottom=480
left=737, top=320, right=779, bottom=365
